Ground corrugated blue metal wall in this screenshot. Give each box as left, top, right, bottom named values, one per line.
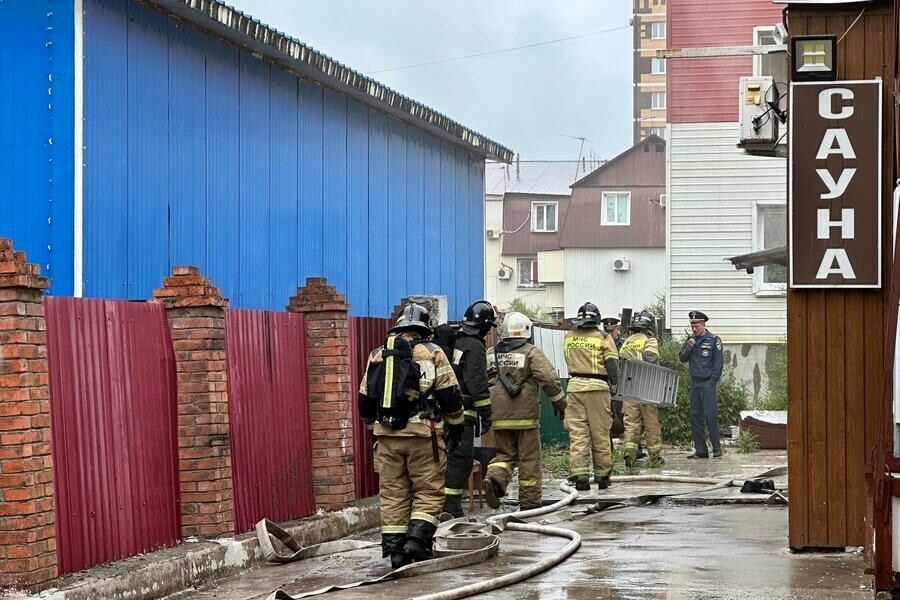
left=81, top=0, right=485, bottom=318
left=0, top=0, right=75, bottom=294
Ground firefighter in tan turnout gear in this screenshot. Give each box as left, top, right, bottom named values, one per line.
left=563, top=302, right=620, bottom=491
left=482, top=312, right=565, bottom=510
left=357, top=303, right=464, bottom=569
left=620, top=310, right=663, bottom=467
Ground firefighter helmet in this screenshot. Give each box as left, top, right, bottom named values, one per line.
left=574, top=302, right=601, bottom=328
left=390, top=303, right=432, bottom=336
left=501, top=312, right=533, bottom=340
left=461, top=300, right=498, bottom=335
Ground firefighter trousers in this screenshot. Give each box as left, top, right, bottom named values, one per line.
left=484, top=428, right=542, bottom=508
left=623, top=401, right=662, bottom=458
left=442, top=423, right=475, bottom=516
left=566, top=388, right=612, bottom=480
left=374, top=435, right=446, bottom=539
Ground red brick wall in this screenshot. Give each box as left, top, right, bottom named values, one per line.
left=0, top=239, right=57, bottom=590
left=152, top=267, right=234, bottom=537
left=288, top=278, right=355, bottom=511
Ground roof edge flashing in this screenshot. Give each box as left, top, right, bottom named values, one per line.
left=147, top=0, right=513, bottom=162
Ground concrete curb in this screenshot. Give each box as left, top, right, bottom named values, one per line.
left=5, top=500, right=379, bottom=600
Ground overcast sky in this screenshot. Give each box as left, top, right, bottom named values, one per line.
left=227, top=1, right=633, bottom=161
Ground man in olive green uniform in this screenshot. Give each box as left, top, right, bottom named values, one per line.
left=358, top=303, right=464, bottom=569
left=620, top=310, right=663, bottom=467
left=482, top=312, right=565, bottom=510
left=563, top=302, right=619, bottom=490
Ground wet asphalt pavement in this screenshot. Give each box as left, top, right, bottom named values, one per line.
left=168, top=450, right=872, bottom=600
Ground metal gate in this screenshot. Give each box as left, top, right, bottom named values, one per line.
left=225, top=309, right=314, bottom=532
left=45, top=298, right=180, bottom=575
left=348, top=316, right=392, bottom=499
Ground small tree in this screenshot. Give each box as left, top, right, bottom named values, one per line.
left=509, top=297, right=551, bottom=323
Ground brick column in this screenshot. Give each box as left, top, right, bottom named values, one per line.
left=287, top=277, right=355, bottom=511
left=151, top=267, right=234, bottom=538
left=0, top=239, right=56, bottom=590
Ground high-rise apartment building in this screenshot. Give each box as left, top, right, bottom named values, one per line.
left=633, top=0, right=667, bottom=142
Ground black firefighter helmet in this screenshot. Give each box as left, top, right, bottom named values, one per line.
left=460, top=300, right=498, bottom=336
left=631, top=310, right=656, bottom=333
left=574, top=302, right=601, bottom=329
left=390, top=303, right=432, bottom=336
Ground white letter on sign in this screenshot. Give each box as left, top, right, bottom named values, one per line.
left=816, top=168, right=857, bottom=199
left=818, top=88, right=855, bottom=119
left=816, top=129, right=857, bottom=160
left=816, top=208, right=855, bottom=239
left=815, top=249, right=857, bottom=279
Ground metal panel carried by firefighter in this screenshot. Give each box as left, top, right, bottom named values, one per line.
left=225, top=309, right=314, bottom=533
left=349, top=316, right=393, bottom=499
left=45, top=297, right=180, bottom=575
left=615, top=359, right=679, bottom=408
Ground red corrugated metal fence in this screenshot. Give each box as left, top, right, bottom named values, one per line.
left=45, top=298, right=180, bottom=575
left=225, top=309, right=314, bottom=533
left=348, top=316, right=392, bottom=499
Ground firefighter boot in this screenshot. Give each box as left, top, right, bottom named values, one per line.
left=442, top=494, right=464, bottom=519
left=382, top=534, right=410, bottom=569
left=574, top=476, right=591, bottom=492
left=483, top=476, right=503, bottom=509
left=403, top=520, right=437, bottom=563
left=597, top=476, right=611, bottom=490
left=624, top=453, right=636, bottom=469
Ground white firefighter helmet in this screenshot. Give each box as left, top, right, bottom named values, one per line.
left=501, top=312, right=533, bottom=340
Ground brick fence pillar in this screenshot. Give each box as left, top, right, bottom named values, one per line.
left=287, top=277, right=355, bottom=511
left=0, top=239, right=57, bottom=590
left=151, top=267, right=234, bottom=538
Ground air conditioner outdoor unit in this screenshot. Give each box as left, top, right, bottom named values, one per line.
left=498, top=266, right=512, bottom=280
left=613, top=258, right=630, bottom=272
left=486, top=228, right=502, bottom=240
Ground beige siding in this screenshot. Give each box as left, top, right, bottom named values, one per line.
left=563, top=247, right=667, bottom=319
left=667, top=122, right=786, bottom=343
left=538, top=250, right=564, bottom=283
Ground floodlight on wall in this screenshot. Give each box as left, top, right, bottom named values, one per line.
left=791, top=35, right=837, bottom=82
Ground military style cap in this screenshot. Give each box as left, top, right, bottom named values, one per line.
left=600, top=317, right=620, bottom=327
left=688, top=310, right=709, bottom=323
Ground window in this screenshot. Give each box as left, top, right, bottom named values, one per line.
left=517, top=257, right=539, bottom=288
left=531, top=202, right=558, bottom=233
left=602, top=192, right=631, bottom=226
left=651, top=92, right=666, bottom=109
left=650, top=21, right=666, bottom=40
left=650, top=127, right=666, bottom=139
left=754, top=203, right=787, bottom=294
left=651, top=58, right=666, bottom=74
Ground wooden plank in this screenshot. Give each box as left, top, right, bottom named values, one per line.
left=840, top=10, right=869, bottom=546
left=787, top=13, right=810, bottom=551
left=807, top=289, right=829, bottom=546
left=787, top=288, right=810, bottom=549
left=845, top=291, right=868, bottom=544
left=825, top=290, right=848, bottom=545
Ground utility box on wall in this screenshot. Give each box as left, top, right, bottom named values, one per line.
left=738, top=76, right=777, bottom=145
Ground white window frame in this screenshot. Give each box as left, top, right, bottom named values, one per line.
left=530, top=201, right=558, bottom=233
left=650, top=127, right=666, bottom=139
left=650, top=21, right=666, bottom=40
left=651, top=92, right=666, bottom=110
left=751, top=201, right=787, bottom=296
left=601, top=192, right=631, bottom=226
left=516, top=256, right=540, bottom=288
left=651, top=57, right=666, bottom=75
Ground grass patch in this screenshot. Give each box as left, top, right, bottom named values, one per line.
left=735, top=429, right=760, bottom=454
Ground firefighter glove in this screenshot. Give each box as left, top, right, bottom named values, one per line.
left=480, top=416, right=492, bottom=435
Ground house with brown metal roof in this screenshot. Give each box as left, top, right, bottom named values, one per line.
left=483, top=137, right=667, bottom=320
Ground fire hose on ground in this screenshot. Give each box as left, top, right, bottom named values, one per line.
left=258, top=466, right=788, bottom=599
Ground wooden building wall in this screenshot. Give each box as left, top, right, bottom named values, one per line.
left=787, top=2, right=895, bottom=549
